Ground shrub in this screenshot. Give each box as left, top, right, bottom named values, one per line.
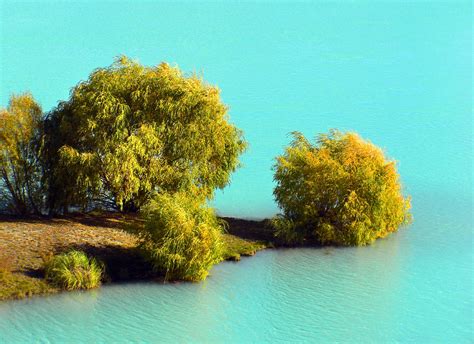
left=44, top=250, right=103, bottom=290
left=273, top=130, right=412, bottom=246
left=138, top=192, right=224, bottom=282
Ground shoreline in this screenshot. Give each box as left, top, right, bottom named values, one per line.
left=0, top=214, right=273, bottom=301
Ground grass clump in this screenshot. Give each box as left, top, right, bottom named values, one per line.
left=138, top=192, right=223, bottom=282
left=44, top=250, right=103, bottom=290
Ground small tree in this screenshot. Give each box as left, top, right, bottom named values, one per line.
left=273, top=130, right=411, bottom=246
left=45, top=56, right=246, bottom=213
left=0, top=93, right=44, bottom=214
left=138, top=192, right=224, bottom=282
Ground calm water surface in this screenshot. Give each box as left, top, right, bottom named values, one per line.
left=0, top=191, right=472, bottom=343
left=1, top=1, right=472, bottom=342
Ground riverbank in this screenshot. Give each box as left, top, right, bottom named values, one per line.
left=0, top=214, right=273, bottom=301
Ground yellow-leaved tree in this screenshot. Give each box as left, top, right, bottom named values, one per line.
left=43, top=56, right=246, bottom=213
left=272, top=130, right=412, bottom=246
left=0, top=93, right=44, bottom=214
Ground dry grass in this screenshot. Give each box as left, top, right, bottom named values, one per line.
left=0, top=213, right=271, bottom=301
left=0, top=213, right=139, bottom=300
left=0, top=213, right=139, bottom=272
left=0, top=270, right=55, bottom=300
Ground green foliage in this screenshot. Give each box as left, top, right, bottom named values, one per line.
left=273, top=130, right=412, bottom=246
left=138, top=192, right=224, bottom=282
left=221, top=234, right=267, bottom=261
left=44, top=250, right=103, bottom=290
left=0, top=270, right=54, bottom=300
left=270, top=214, right=303, bottom=245
left=0, top=93, right=44, bottom=214
left=45, top=56, right=246, bottom=213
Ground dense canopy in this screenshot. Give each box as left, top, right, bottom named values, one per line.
left=45, top=57, right=246, bottom=212
left=273, top=130, right=411, bottom=246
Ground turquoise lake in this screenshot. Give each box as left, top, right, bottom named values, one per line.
left=1, top=1, right=472, bottom=342
left=0, top=189, right=472, bottom=342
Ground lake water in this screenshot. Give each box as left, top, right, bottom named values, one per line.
left=1, top=190, right=472, bottom=342
left=1, top=1, right=472, bottom=342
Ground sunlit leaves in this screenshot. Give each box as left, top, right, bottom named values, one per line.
left=273, top=130, right=412, bottom=246
left=138, top=192, right=224, bottom=282
left=47, top=56, right=246, bottom=212
left=0, top=93, right=43, bottom=214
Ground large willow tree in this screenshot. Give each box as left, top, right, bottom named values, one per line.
left=46, top=57, right=246, bottom=212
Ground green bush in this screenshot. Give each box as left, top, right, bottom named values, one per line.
left=138, top=192, right=224, bottom=282
left=44, top=250, right=103, bottom=290
left=273, top=130, right=412, bottom=246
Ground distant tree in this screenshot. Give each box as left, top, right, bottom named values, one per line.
left=0, top=94, right=44, bottom=214
left=45, top=56, right=246, bottom=213
left=272, top=130, right=412, bottom=246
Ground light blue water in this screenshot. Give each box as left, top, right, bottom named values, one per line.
left=1, top=1, right=472, bottom=342
left=0, top=190, right=472, bottom=342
